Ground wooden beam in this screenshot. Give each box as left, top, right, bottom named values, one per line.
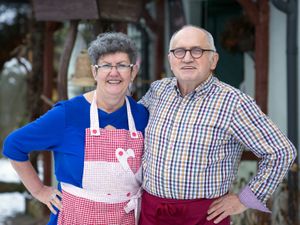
left=241, top=151, right=258, bottom=161
left=0, top=182, right=26, bottom=193
left=97, top=0, right=143, bottom=22
left=32, top=0, right=99, bottom=21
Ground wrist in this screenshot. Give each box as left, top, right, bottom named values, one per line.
left=30, top=184, right=45, bottom=197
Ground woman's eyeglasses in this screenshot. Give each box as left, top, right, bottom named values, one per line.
left=94, top=64, right=134, bottom=73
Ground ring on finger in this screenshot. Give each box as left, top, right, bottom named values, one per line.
left=50, top=193, right=56, bottom=201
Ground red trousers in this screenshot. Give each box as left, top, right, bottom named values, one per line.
left=139, top=191, right=230, bottom=225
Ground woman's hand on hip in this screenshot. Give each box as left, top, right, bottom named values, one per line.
left=33, top=185, right=63, bottom=215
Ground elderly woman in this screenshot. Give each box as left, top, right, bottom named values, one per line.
left=2, top=32, right=149, bottom=225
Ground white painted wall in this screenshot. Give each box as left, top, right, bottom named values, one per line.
left=241, top=53, right=255, bottom=98
left=268, top=4, right=288, bottom=134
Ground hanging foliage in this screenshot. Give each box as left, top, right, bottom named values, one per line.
left=220, top=15, right=254, bottom=53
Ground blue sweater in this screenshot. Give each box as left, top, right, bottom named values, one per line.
left=2, top=95, right=149, bottom=224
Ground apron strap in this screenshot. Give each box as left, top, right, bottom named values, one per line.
left=90, top=91, right=138, bottom=138
left=124, top=188, right=142, bottom=225
left=90, top=91, right=100, bottom=136
left=125, top=97, right=138, bottom=139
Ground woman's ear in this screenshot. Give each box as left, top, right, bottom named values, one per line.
left=131, top=64, right=139, bottom=81
left=91, top=65, right=97, bottom=80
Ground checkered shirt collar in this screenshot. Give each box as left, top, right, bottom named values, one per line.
left=170, top=74, right=215, bottom=97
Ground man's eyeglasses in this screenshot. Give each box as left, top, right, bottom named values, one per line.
left=169, top=47, right=215, bottom=59
left=94, top=63, right=134, bottom=73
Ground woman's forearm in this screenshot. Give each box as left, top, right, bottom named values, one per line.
left=10, top=159, right=62, bottom=214
left=10, top=159, right=44, bottom=196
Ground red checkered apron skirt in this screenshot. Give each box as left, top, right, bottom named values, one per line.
left=58, top=93, right=144, bottom=225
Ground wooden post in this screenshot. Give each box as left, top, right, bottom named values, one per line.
left=237, top=0, right=269, bottom=114
left=42, top=22, right=59, bottom=188
left=155, top=0, right=165, bottom=80
left=57, top=20, right=79, bottom=100
left=142, top=0, right=165, bottom=80
left=236, top=1, right=270, bottom=224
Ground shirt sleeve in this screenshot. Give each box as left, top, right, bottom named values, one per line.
left=2, top=102, right=66, bottom=161
left=230, top=97, right=296, bottom=210
left=138, top=80, right=159, bottom=109
left=138, top=90, right=152, bottom=109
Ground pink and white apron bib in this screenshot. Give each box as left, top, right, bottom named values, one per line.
left=58, top=93, right=144, bottom=225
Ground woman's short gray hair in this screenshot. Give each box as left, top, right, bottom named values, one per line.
left=88, top=32, right=137, bottom=65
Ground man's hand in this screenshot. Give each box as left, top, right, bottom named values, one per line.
left=207, top=193, right=247, bottom=224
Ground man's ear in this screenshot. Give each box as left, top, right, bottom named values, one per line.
left=210, top=53, right=219, bottom=70
left=168, top=53, right=173, bottom=71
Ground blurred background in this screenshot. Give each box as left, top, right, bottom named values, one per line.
left=0, top=0, right=299, bottom=224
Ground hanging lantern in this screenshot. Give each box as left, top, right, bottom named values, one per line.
left=71, top=49, right=95, bottom=87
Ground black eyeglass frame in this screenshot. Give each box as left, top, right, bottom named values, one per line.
left=169, top=47, right=215, bottom=59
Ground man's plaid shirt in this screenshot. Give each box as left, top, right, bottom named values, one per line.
left=140, top=75, right=296, bottom=206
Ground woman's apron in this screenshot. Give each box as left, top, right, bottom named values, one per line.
left=139, top=191, right=230, bottom=225
left=58, top=93, right=144, bottom=225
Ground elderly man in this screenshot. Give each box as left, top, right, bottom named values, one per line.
left=139, top=25, right=296, bottom=225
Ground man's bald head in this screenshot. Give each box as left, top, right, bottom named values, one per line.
left=169, top=25, right=216, bottom=52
